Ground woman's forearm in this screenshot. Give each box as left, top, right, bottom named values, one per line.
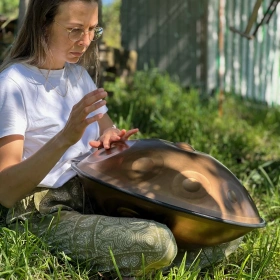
left=0, top=90, right=107, bottom=208
left=0, top=131, right=70, bottom=208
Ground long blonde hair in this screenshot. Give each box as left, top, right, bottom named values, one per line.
left=0, top=0, right=100, bottom=82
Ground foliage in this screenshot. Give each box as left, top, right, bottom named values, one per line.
left=105, top=68, right=280, bottom=180
left=1, top=68, right=280, bottom=279
left=0, top=0, right=19, bottom=17
left=0, top=227, right=95, bottom=279
left=102, top=0, right=121, bottom=48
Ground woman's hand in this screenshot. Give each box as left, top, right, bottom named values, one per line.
left=89, top=127, right=139, bottom=149
left=0, top=88, right=108, bottom=208
left=59, top=88, right=107, bottom=147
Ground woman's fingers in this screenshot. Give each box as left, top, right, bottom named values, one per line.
left=89, top=139, right=101, bottom=148
left=121, top=128, right=139, bottom=140
left=102, top=134, right=121, bottom=149
left=76, top=89, right=107, bottom=121
left=61, top=88, right=107, bottom=146
left=99, top=128, right=139, bottom=150
left=89, top=128, right=139, bottom=151
left=84, top=112, right=104, bottom=125
left=83, top=88, right=107, bottom=107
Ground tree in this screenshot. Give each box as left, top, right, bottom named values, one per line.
left=102, top=0, right=121, bottom=48
left=0, top=0, right=19, bottom=16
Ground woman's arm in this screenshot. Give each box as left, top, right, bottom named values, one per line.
left=98, top=112, right=115, bottom=135
left=0, top=133, right=71, bottom=208
left=0, top=88, right=107, bottom=208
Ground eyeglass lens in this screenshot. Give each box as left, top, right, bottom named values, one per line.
left=69, top=27, right=103, bottom=42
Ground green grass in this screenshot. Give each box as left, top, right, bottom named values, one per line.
left=1, top=68, right=280, bottom=279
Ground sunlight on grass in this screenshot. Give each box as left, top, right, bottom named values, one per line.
left=1, top=69, right=280, bottom=279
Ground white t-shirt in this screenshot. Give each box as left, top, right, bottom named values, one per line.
left=0, top=63, right=108, bottom=188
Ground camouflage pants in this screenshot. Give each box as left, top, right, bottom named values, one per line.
left=6, top=177, right=241, bottom=276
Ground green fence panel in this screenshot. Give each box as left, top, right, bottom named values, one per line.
left=121, top=0, right=280, bottom=105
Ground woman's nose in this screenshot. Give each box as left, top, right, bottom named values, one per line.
left=77, top=33, right=92, bottom=46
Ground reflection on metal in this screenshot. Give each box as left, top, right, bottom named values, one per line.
left=230, top=0, right=280, bottom=39
left=72, top=139, right=265, bottom=249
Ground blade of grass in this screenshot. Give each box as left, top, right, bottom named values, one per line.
left=109, top=248, right=123, bottom=280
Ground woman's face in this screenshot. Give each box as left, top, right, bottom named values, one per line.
left=45, top=1, right=98, bottom=69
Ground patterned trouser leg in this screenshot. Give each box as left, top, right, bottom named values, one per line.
left=7, top=176, right=241, bottom=276
left=35, top=211, right=177, bottom=276
left=7, top=177, right=178, bottom=277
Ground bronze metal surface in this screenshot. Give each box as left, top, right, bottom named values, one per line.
left=72, top=139, right=265, bottom=249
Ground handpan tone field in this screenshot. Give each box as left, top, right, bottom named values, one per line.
left=72, top=139, right=265, bottom=249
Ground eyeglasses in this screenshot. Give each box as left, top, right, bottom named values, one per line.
left=53, top=21, right=103, bottom=42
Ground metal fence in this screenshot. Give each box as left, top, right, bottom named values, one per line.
left=121, top=0, right=280, bottom=105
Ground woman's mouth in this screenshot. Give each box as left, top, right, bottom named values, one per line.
left=70, top=52, right=84, bottom=57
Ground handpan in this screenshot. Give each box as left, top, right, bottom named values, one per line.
left=71, top=139, right=265, bottom=249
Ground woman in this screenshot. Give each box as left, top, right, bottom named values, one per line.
left=0, top=0, right=177, bottom=278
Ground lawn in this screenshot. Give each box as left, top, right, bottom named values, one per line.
left=1, top=68, right=280, bottom=279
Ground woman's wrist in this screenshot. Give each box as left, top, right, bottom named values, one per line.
left=102, top=124, right=119, bottom=135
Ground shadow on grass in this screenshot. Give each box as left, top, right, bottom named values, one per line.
left=0, top=204, right=8, bottom=227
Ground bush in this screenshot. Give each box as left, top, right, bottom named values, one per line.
left=104, top=68, right=280, bottom=180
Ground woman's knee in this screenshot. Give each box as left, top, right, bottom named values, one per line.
left=94, top=216, right=178, bottom=274
left=143, top=220, right=178, bottom=269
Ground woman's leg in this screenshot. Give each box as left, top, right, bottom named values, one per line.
left=7, top=177, right=177, bottom=276
left=33, top=210, right=177, bottom=277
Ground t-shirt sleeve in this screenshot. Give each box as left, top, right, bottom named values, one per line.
left=0, top=77, right=27, bottom=138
